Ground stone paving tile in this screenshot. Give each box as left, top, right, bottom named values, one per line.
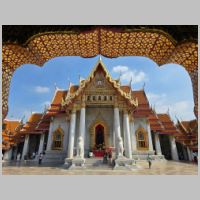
left=2, top=161, right=198, bottom=175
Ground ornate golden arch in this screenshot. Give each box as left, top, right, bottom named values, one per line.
left=89, top=119, right=109, bottom=149
left=2, top=27, right=198, bottom=119
left=135, top=127, right=149, bottom=150
left=52, top=125, right=64, bottom=150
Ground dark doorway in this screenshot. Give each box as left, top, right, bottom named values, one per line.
left=95, top=124, right=104, bottom=147
left=159, top=134, right=172, bottom=160
left=28, top=134, right=40, bottom=159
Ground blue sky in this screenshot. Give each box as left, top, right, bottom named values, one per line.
left=7, top=55, right=195, bottom=122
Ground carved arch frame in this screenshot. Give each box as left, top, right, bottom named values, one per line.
left=135, top=127, right=149, bottom=151
left=52, top=125, right=64, bottom=150
left=89, top=119, right=109, bottom=150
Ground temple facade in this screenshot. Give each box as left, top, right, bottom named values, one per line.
left=2, top=59, right=198, bottom=165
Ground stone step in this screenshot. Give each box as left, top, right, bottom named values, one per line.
left=42, top=151, right=66, bottom=163
left=132, top=154, right=165, bottom=161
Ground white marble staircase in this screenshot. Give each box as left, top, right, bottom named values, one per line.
left=42, top=150, right=66, bottom=163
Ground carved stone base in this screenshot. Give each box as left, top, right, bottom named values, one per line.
left=64, top=158, right=73, bottom=168
left=68, top=156, right=86, bottom=169
left=114, top=156, right=136, bottom=170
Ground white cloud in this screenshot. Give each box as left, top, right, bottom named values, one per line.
left=34, top=86, right=50, bottom=93
left=112, top=65, right=129, bottom=73
left=112, top=65, right=148, bottom=84
left=146, top=92, right=195, bottom=121
left=146, top=92, right=167, bottom=103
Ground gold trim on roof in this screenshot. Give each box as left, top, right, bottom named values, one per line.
left=62, top=59, right=138, bottom=108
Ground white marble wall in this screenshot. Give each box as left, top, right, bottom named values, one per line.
left=46, top=115, right=70, bottom=153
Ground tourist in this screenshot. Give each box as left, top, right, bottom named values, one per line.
left=108, top=151, right=112, bottom=165
left=32, top=152, right=36, bottom=159
left=147, top=154, right=152, bottom=169
left=38, top=153, right=43, bottom=165
left=17, top=153, right=21, bottom=161
left=103, top=152, right=108, bottom=164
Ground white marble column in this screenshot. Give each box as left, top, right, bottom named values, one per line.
left=79, top=107, right=86, bottom=141
left=187, top=147, right=192, bottom=161
left=169, top=135, right=179, bottom=161
left=154, top=132, right=162, bottom=155
left=123, top=110, right=132, bottom=159
left=113, top=118, right=116, bottom=148
left=77, top=104, right=86, bottom=158
left=114, top=105, right=123, bottom=158
left=38, top=133, right=45, bottom=155
left=77, top=95, right=86, bottom=158
left=67, top=109, right=77, bottom=158
left=146, top=120, right=154, bottom=151
left=114, top=107, right=121, bottom=139
left=130, top=120, right=137, bottom=153
left=22, top=134, right=30, bottom=160
left=46, top=118, right=54, bottom=151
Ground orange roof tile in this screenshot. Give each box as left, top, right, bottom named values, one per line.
left=132, top=90, right=151, bottom=117
left=69, top=85, right=79, bottom=93
left=120, top=85, right=131, bottom=93
left=20, top=113, right=43, bottom=134
left=2, top=120, right=21, bottom=150
left=157, top=114, right=180, bottom=135
left=148, top=111, right=164, bottom=132
left=176, top=119, right=198, bottom=150
left=51, top=90, right=68, bottom=105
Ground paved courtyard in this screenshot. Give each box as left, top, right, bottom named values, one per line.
left=2, top=160, right=198, bottom=175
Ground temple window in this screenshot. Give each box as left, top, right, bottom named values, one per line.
left=98, top=95, right=101, bottom=101
left=104, top=96, right=107, bottom=101
left=52, top=127, right=64, bottom=150
left=110, top=96, right=112, bottom=101
left=87, top=95, right=90, bottom=101
left=93, top=96, right=96, bottom=101
left=136, top=128, right=148, bottom=150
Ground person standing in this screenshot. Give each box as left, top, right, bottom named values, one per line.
left=38, top=153, right=43, bottom=165
left=108, top=151, right=112, bottom=166
left=147, top=154, right=152, bottom=169
left=17, top=153, right=21, bottom=161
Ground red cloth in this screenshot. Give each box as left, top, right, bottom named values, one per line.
left=93, top=150, right=105, bottom=157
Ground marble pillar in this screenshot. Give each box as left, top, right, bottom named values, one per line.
left=46, top=117, right=54, bottom=151
left=187, top=147, right=192, bottom=161
left=77, top=105, right=86, bottom=158
left=22, top=134, right=30, bottom=160
left=114, top=106, right=123, bottom=157
left=154, top=133, right=162, bottom=155
left=169, top=135, right=179, bottom=161
left=146, top=120, right=154, bottom=151
left=130, top=120, right=137, bottom=153
left=123, top=111, right=132, bottom=159
left=67, top=109, right=77, bottom=158
left=38, top=133, right=45, bottom=155
left=113, top=117, right=116, bottom=148
left=114, top=107, right=121, bottom=139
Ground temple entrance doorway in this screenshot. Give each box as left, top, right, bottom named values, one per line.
left=93, top=124, right=105, bottom=157
left=95, top=124, right=105, bottom=148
